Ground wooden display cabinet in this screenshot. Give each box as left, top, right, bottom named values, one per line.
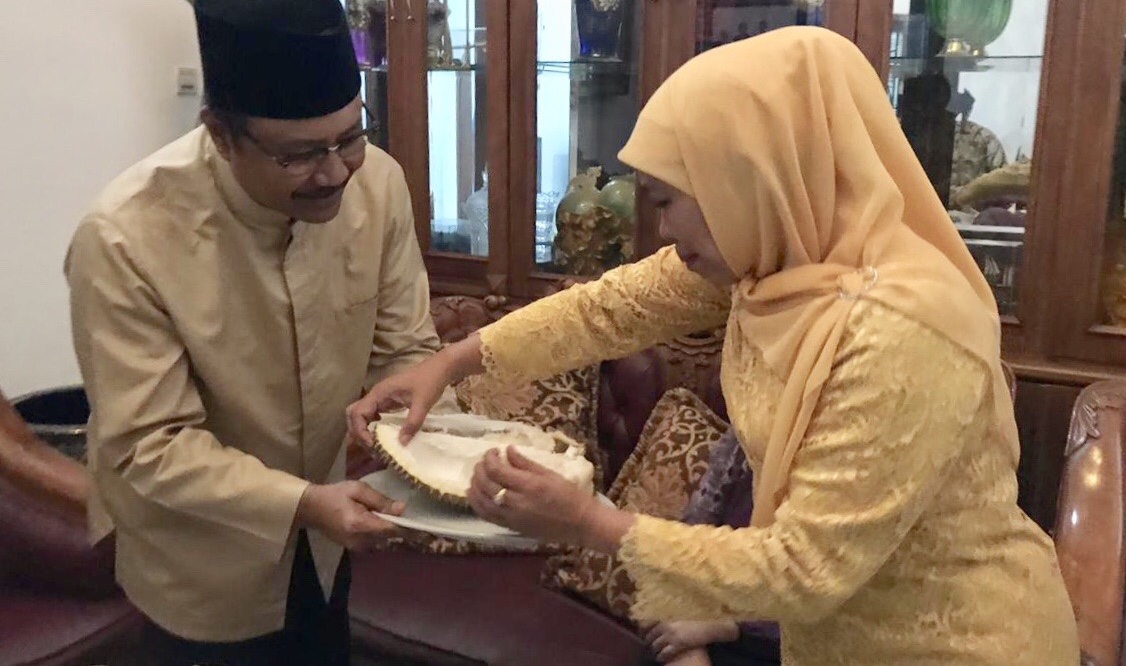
left=357, top=0, right=1126, bottom=530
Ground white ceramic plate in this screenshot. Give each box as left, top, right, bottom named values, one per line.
left=360, top=469, right=612, bottom=549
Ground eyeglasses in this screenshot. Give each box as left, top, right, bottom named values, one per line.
left=239, top=103, right=382, bottom=179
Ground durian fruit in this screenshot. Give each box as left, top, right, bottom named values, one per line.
left=367, top=412, right=596, bottom=509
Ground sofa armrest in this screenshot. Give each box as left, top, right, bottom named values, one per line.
left=0, top=389, right=87, bottom=517
left=0, top=389, right=117, bottom=597
left=1054, top=380, right=1126, bottom=666
left=0, top=474, right=118, bottom=597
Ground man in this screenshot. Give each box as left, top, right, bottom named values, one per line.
left=65, top=0, right=445, bottom=662
left=947, top=89, right=1008, bottom=208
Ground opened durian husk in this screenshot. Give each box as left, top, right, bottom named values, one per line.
left=366, top=412, right=595, bottom=509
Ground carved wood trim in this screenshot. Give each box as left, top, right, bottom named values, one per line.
left=1055, top=379, right=1126, bottom=666
left=1065, top=380, right=1126, bottom=456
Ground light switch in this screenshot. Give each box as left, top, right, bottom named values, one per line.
left=176, top=66, right=201, bottom=96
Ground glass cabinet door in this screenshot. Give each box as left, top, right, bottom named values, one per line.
left=534, top=0, right=643, bottom=277
left=694, top=0, right=826, bottom=54
left=887, top=0, right=1048, bottom=318
left=346, top=0, right=391, bottom=152
left=1100, top=49, right=1126, bottom=332
left=426, top=0, right=490, bottom=257
left=531, top=0, right=832, bottom=280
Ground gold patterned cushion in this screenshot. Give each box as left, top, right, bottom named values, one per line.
left=383, top=364, right=602, bottom=556
left=540, top=388, right=726, bottom=622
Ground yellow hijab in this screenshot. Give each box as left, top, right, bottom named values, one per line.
left=618, top=27, right=1017, bottom=528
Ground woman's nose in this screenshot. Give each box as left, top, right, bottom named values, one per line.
left=657, top=213, right=673, bottom=245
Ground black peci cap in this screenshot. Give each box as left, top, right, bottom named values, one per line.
left=194, top=0, right=361, bottom=119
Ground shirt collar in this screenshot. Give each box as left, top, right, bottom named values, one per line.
left=205, top=132, right=294, bottom=235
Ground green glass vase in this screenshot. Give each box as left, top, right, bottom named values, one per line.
left=926, top=0, right=1013, bottom=57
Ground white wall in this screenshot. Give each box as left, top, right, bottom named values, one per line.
left=0, top=0, right=202, bottom=397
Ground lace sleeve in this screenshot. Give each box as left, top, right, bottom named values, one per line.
left=479, top=247, right=731, bottom=383
left=618, top=305, right=991, bottom=624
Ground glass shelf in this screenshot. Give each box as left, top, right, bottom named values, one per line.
left=956, top=221, right=1026, bottom=317
left=533, top=1, right=641, bottom=277
left=428, top=63, right=485, bottom=73
left=427, top=0, right=489, bottom=258
left=954, top=221, right=1025, bottom=239
left=889, top=55, right=1043, bottom=77
left=536, top=59, right=634, bottom=73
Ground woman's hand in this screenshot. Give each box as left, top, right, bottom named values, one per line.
left=642, top=621, right=740, bottom=663
left=467, top=447, right=635, bottom=550
left=346, top=334, right=484, bottom=446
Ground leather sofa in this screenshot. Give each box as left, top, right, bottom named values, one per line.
left=0, top=388, right=139, bottom=666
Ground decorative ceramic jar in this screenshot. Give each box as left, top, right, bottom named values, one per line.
left=598, top=173, right=636, bottom=221
left=926, top=0, right=1013, bottom=57
left=365, top=0, right=388, bottom=68
left=461, top=172, right=489, bottom=256
left=553, top=168, right=636, bottom=275
left=574, top=0, right=626, bottom=60
left=346, top=0, right=374, bottom=68
left=427, top=1, right=454, bottom=67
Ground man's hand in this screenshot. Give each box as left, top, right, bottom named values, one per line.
left=295, top=481, right=405, bottom=551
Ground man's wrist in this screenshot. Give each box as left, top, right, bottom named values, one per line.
left=293, top=483, right=320, bottom=530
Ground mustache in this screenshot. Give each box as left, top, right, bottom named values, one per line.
left=292, top=185, right=344, bottom=201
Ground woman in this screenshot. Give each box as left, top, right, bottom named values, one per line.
left=348, top=28, right=1079, bottom=664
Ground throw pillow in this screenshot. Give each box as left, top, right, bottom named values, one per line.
left=540, top=387, right=726, bottom=622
